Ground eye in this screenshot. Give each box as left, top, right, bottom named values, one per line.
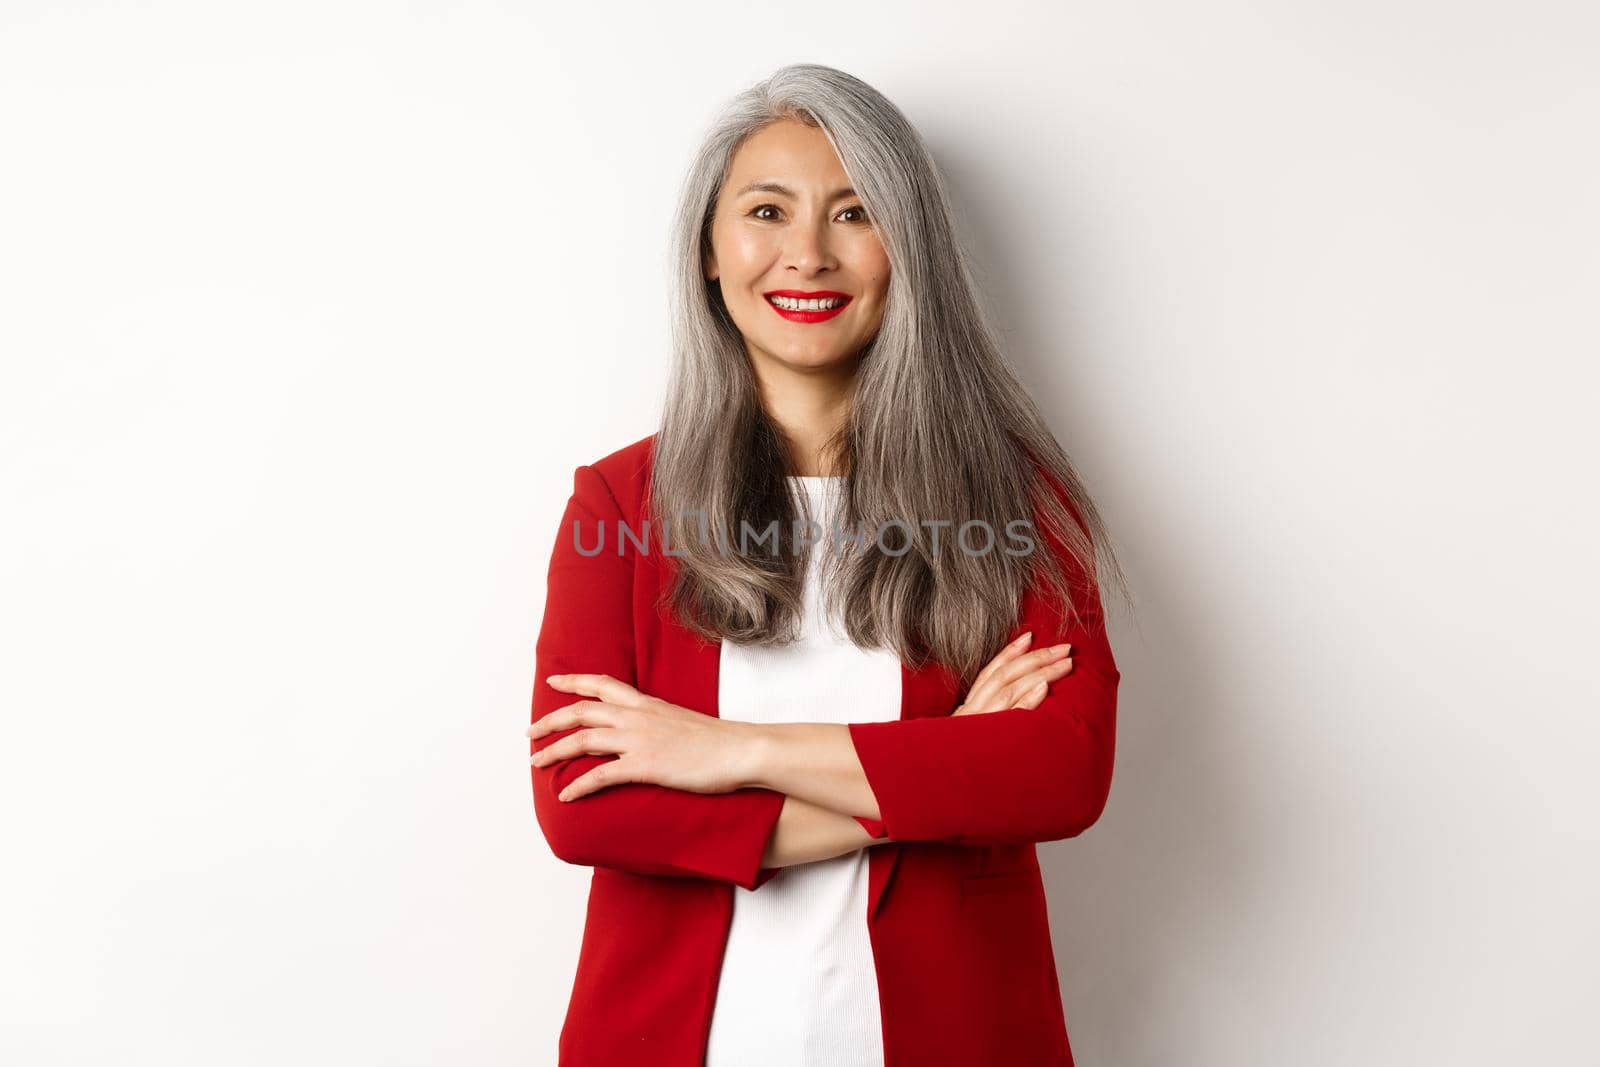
left=745, top=203, right=870, bottom=223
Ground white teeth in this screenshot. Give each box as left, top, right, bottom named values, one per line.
left=767, top=295, right=847, bottom=311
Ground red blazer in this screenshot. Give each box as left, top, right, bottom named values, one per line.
left=530, top=433, right=1120, bottom=1066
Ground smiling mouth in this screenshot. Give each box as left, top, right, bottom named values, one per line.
left=766, top=294, right=849, bottom=311
left=763, top=291, right=852, bottom=322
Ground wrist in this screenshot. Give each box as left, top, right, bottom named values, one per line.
left=732, top=721, right=777, bottom=790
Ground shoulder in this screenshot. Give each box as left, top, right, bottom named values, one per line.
left=570, top=431, right=655, bottom=523
left=1016, top=443, right=1089, bottom=549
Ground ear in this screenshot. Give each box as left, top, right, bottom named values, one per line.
left=703, top=246, right=718, bottom=282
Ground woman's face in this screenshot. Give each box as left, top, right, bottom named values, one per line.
left=705, top=119, right=890, bottom=378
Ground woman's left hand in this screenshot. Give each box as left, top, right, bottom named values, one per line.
left=527, top=673, right=761, bottom=802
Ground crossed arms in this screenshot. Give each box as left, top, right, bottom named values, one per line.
left=529, top=463, right=1119, bottom=891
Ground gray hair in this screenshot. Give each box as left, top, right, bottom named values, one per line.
left=651, top=62, right=1129, bottom=684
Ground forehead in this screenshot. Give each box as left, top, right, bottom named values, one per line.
left=726, top=119, right=850, bottom=193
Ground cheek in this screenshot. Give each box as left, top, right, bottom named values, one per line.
left=856, top=244, right=891, bottom=305
left=862, top=267, right=891, bottom=318
left=717, top=228, right=777, bottom=283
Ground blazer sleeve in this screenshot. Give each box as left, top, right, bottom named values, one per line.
left=844, top=493, right=1120, bottom=847
left=530, top=463, right=787, bottom=890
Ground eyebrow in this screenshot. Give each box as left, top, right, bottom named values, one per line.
left=733, top=180, right=858, bottom=201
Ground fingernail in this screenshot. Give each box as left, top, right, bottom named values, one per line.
left=547, top=674, right=565, bottom=684
left=1014, top=631, right=1033, bottom=646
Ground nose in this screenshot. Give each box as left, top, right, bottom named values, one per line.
left=785, top=216, right=836, bottom=275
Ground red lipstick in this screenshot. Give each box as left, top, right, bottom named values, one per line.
left=763, top=289, right=852, bottom=324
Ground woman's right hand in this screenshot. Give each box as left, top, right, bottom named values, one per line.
left=951, top=632, right=1074, bottom=716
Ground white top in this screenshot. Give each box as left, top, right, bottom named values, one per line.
left=705, top=476, right=901, bottom=1067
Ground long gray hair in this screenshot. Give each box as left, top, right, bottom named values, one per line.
left=651, top=62, right=1130, bottom=685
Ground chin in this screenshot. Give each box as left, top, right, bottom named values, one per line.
left=778, top=347, right=856, bottom=370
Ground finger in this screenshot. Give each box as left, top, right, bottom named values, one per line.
left=1007, top=657, right=1075, bottom=700
left=1016, top=679, right=1049, bottom=709
left=530, top=725, right=627, bottom=767
left=972, top=631, right=1033, bottom=690
left=1027, top=656, right=1075, bottom=683
left=528, top=701, right=590, bottom=740
left=528, top=699, right=625, bottom=740
left=526, top=711, right=579, bottom=739
left=991, top=643, right=1073, bottom=692
left=966, top=634, right=1037, bottom=708
left=958, top=636, right=1071, bottom=716
left=557, top=758, right=633, bottom=802
left=547, top=673, right=643, bottom=707
left=545, top=673, right=612, bottom=697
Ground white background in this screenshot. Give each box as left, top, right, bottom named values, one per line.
left=3, top=2, right=1596, bottom=1064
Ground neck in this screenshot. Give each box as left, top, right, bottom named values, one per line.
left=748, top=350, right=856, bottom=478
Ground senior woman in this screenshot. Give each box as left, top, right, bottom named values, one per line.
left=526, top=62, right=1127, bottom=1067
